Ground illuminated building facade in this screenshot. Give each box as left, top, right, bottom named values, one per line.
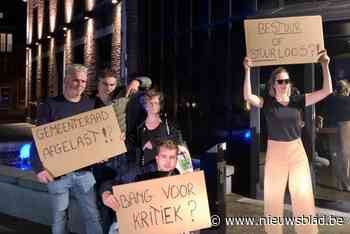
left=26, top=0, right=125, bottom=119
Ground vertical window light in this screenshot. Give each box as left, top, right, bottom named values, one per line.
left=0, top=33, right=6, bottom=52
left=7, top=34, right=12, bottom=52
left=0, top=12, right=3, bottom=19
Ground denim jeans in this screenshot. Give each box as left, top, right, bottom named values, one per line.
left=108, top=221, right=119, bottom=234
left=92, top=154, right=129, bottom=233
left=47, top=171, right=103, bottom=234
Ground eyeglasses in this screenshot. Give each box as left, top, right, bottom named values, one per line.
left=276, top=79, right=290, bottom=85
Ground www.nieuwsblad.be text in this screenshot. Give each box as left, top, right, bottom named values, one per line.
left=210, top=215, right=348, bottom=227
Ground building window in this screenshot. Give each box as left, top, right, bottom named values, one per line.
left=0, top=12, right=3, bottom=19
left=6, top=34, right=12, bottom=52
left=0, top=33, right=13, bottom=52
left=0, top=34, right=6, bottom=51
left=0, top=87, right=10, bottom=109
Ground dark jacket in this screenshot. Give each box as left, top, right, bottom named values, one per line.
left=99, top=162, right=179, bottom=195
left=136, top=118, right=184, bottom=166
left=135, top=168, right=180, bottom=181
left=99, top=162, right=158, bottom=195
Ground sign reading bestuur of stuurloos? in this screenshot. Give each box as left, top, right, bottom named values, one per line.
left=244, top=15, right=324, bottom=66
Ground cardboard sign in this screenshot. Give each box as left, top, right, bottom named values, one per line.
left=112, top=171, right=211, bottom=234
left=244, top=15, right=324, bottom=66
left=32, top=105, right=127, bottom=177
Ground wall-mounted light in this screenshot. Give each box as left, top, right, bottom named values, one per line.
left=61, top=23, right=72, bottom=32
left=84, top=11, right=93, bottom=20
left=46, top=33, right=53, bottom=39
left=35, top=42, right=39, bottom=46
left=26, top=44, right=32, bottom=50
left=112, top=0, right=119, bottom=4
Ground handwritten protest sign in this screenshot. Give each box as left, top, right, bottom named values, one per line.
left=113, top=171, right=211, bottom=234
left=32, top=105, right=126, bottom=177
left=244, top=15, right=324, bottom=66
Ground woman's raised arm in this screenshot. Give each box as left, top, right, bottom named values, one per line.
left=305, top=50, right=333, bottom=106
left=243, top=57, right=263, bottom=108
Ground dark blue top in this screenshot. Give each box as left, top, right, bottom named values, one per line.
left=36, top=95, right=95, bottom=124
left=327, top=94, right=350, bottom=123
left=263, top=95, right=305, bottom=141
left=31, top=95, right=95, bottom=173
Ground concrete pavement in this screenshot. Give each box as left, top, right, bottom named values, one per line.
left=0, top=213, right=50, bottom=234
left=1, top=193, right=350, bottom=234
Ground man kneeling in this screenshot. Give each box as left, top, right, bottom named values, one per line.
left=101, top=139, right=179, bottom=234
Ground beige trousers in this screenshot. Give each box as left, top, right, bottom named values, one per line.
left=264, top=138, right=318, bottom=234
left=337, top=121, right=350, bottom=190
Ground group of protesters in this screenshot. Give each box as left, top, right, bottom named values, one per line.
left=30, top=45, right=334, bottom=234
left=30, top=64, right=193, bottom=234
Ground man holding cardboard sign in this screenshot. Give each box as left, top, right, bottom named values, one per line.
left=101, top=140, right=206, bottom=234
left=31, top=64, right=103, bottom=234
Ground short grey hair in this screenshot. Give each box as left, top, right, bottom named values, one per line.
left=65, top=64, right=88, bottom=78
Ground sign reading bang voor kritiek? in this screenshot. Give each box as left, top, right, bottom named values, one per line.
left=113, top=171, right=211, bottom=234
left=244, top=15, right=324, bottom=66
left=32, top=105, right=127, bottom=177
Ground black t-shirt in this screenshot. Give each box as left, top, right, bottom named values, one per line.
left=137, top=121, right=183, bottom=165
left=262, top=95, right=305, bottom=141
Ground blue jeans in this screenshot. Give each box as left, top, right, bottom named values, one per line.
left=92, top=154, right=129, bottom=233
left=108, top=221, right=119, bottom=234
left=47, top=171, right=103, bottom=234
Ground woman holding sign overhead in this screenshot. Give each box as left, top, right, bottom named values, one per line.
left=243, top=50, right=332, bottom=234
